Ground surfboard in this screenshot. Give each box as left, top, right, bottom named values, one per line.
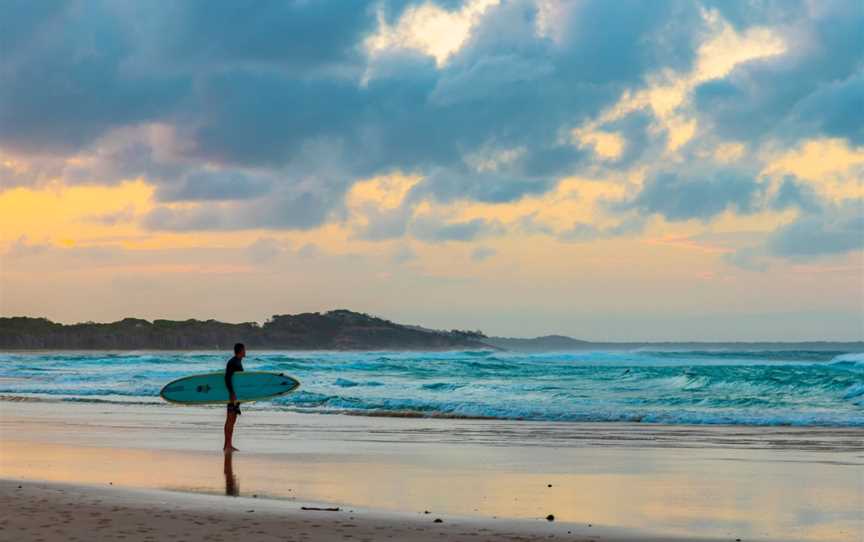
left=160, top=371, right=300, bottom=405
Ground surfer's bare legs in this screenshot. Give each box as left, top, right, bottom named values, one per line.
left=223, top=409, right=239, bottom=452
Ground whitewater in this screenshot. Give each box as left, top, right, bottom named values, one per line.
left=1, top=350, right=862, bottom=427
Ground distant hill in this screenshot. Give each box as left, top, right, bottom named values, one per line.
left=0, top=310, right=492, bottom=351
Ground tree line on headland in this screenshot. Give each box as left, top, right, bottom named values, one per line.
left=0, top=310, right=489, bottom=350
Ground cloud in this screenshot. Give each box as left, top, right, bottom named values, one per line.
left=560, top=216, right=646, bottom=242
left=0, top=2, right=188, bottom=154
left=4, top=236, right=50, bottom=258
left=596, top=109, right=664, bottom=167
left=162, top=1, right=378, bottom=72
left=770, top=176, right=821, bottom=213
left=692, top=1, right=864, bottom=146
left=411, top=216, right=500, bottom=242
left=155, top=171, right=274, bottom=202
left=297, top=243, right=320, bottom=258
left=354, top=205, right=414, bottom=241
left=4, top=237, right=118, bottom=261
left=470, top=246, right=496, bottom=261
left=0, top=0, right=713, bottom=233
left=143, top=189, right=337, bottom=231
left=723, top=246, right=770, bottom=272
left=2, top=0, right=857, bottom=251
left=413, top=168, right=562, bottom=204
left=245, top=237, right=287, bottom=264
left=86, top=205, right=137, bottom=226
left=768, top=199, right=864, bottom=258
left=391, top=244, right=418, bottom=264
left=794, top=72, right=864, bottom=146
left=621, top=169, right=766, bottom=222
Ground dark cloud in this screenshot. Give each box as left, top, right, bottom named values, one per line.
left=412, top=168, right=560, bottom=204
left=692, top=1, right=864, bottom=146
left=552, top=0, right=700, bottom=85
left=189, top=69, right=369, bottom=167
left=143, top=189, right=336, bottom=231
left=161, top=1, right=377, bottom=72
left=597, top=109, right=663, bottom=167
left=155, top=171, right=274, bottom=202
left=770, top=176, right=821, bottom=213
left=0, top=1, right=188, bottom=153
left=794, top=72, right=864, bottom=146
left=621, top=170, right=766, bottom=222
left=0, top=0, right=68, bottom=54
left=768, top=199, right=864, bottom=257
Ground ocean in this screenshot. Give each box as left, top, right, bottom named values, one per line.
left=1, top=349, right=862, bottom=427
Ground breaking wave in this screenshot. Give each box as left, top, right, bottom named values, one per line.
left=1, top=349, right=862, bottom=427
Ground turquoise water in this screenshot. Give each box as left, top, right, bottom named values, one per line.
left=1, top=350, right=862, bottom=427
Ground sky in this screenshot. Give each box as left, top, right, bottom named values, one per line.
left=0, top=0, right=862, bottom=341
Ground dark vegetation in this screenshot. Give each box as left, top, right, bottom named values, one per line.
left=1, top=311, right=860, bottom=351
left=0, top=310, right=492, bottom=350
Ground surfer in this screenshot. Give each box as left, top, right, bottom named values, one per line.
left=223, top=343, right=245, bottom=452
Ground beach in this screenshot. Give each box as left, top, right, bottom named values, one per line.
left=1, top=399, right=862, bottom=541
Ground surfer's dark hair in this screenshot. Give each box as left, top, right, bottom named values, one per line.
left=234, top=343, right=245, bottom=354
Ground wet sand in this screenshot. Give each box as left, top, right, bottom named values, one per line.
left=1, top=400, right=862, bottom=541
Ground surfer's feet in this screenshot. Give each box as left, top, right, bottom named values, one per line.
left=223, top=446, right=239, bottom=452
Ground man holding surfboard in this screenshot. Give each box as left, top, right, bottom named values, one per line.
left=160, top=344, right=299, bottom=451
left=224, top=343, right=245, bottom=452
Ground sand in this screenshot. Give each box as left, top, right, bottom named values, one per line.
left=1, top=400, right=862, bottom=541
left=0, top=479, right=731, bottom=542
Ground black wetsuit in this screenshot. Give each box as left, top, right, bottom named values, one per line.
left=225, top=356, right=244, bottom=414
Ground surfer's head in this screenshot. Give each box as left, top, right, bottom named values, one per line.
left=234, top=343, right=246, bottom=358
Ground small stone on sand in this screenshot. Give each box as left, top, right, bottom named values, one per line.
left=545, top=514, right=555, bottom=522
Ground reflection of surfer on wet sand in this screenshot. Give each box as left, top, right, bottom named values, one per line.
left=224, top=451, right=238, bottom=496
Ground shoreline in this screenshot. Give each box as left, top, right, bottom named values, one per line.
left=1, top=401, right=861, bottom=541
